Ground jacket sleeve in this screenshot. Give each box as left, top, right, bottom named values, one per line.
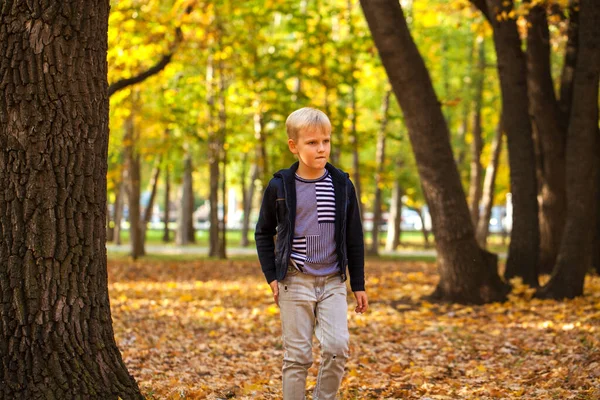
left=255, top=180, right=278, bottom=284
left=346, top=179, right=365, bottom=292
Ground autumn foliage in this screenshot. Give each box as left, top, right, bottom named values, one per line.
left=108, top=257, right=600, bottom=399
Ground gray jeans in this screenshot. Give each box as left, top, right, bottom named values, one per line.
left=278, top=268, right=349, bottom=400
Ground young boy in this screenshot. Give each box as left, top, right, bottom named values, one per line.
left=255, top=107, right=368, bottom=399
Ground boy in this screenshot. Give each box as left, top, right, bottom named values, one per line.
left=255, top=107, right=368, bottom=400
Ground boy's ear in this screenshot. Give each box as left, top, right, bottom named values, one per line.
left=288, top=138, right=298, bottom=154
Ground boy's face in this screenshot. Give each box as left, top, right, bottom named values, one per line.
left=288, top=127, right=331, bottom=175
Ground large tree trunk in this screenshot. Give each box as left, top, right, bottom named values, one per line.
left=468, top=38, right=486, bottom=229
left=360, top=0, right=509, bottom=304
left=0, top=2, right=142, bottom=397
left=558, top=3, right=579, bottom=132
left=476, top=124, right=503, bottom=247
left=482, top=0, right=540, bottom=287
left=526, top=3, right=567, bottom=274
left=369, top=90, right=392, bottom=256
left=536, top=0, right=600, bottom=299
left=385, top=160, right=404, bottom=251
left=124, top=114, right=145, bottom=259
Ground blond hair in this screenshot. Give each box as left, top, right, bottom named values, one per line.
left=285, top=107, right=332, bottom=140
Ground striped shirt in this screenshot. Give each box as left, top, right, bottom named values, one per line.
left=290, top=171, right=338, bottom=276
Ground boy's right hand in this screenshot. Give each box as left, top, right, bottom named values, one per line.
left=269, top=280, right=279, bottom=306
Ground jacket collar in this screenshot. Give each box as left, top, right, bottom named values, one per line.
left=275, top=161, right=347, bottom=184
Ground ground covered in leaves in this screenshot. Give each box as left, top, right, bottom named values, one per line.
left=108, top=257, right=600, bottom=399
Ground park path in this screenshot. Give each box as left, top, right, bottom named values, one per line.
left=105, top=244, right=444, bottom=258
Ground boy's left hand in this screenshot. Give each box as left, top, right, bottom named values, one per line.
left=353, top=291, right=368, bottom=314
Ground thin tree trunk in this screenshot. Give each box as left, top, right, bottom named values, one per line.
left=241, top=158, right=258, bottom=247
left=186, top=169, right=196, bottom=244
left=142, top=157, right=161, bottom=241
left=469, top=38, right=486, bottom=228
left=456, top=37, right=475, bottom=167
left=0, top=2, right=142, bottom=396
left=536, top=1, right=600, bottom=298
left=163, top=166, right=171, bottom=242
left=558, top=2, right=579, bottom=132
left=207, top=52, right=221, bottom=257
left=527, top=2, right=567, bottom=274
left=369, top=90, right=392, bottom=256
left=177, top=153, right=194, bottom=246
left=417, top=207, right=431, bottom=248
left=218, top=53, right=227, bottom=259
left=480, top=0, right=540, bottom=287
left=348, top=0, right=364, bottom=222
left=124, top=113, right=144, bottom=259
left=107, top=173, right=123, bottom=243
left=360, top=0, right=509, bottom=303
left=386, top=160, right=404, bottom=251
left=476, top=123, right=503, bottom=247
left=114, top=180, right=126, bottom=246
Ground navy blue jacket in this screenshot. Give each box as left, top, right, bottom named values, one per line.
left=255, top=162, right=365, bottom=292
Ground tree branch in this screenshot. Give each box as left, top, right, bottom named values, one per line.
left=108, top=3, right=194, bottom=97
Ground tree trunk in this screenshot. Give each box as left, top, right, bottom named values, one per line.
left=177, top=153, right=194, bottom=246
left=217, top=54, right=227, bottom=259
left=163, top=166, right=171, bottom=243
left=114, top=180, right=126, bottom=246
left=124, top=114, right=145, bottom=259
left=482, top=0, right=540, bottom=287
left=186, top=170, right=196, bottom=244
left=476, top=123, right=503, bottom=247
left=142, top=157, right=161, bottom=241
left=0, top=2, right=142, bottom=397
left=241, top=157, right=258, bottom=248
left=369, top=90, right=392, bottom=256
left=536, top=1, right=600, bottom=298
left=348, top=0, right=364, bottom=222
left=207, top=53, right=221, bottom=257
left=416, top=207, right=431, bottom=249
left=360, top=0, right=509, bottom=303
left=385, top=161, right=404, bottom=251
left=107, top=173, right=122, bottom=243
left=526, top=3, right=567, bottom=274
left=558, top=3, right=579, bottom=132
left=468, top=38, right=485, bottom=229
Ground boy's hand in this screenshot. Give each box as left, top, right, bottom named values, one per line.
left=269, top=280, right=279, bottom=306
left=353, top=291, right=368, bottom=314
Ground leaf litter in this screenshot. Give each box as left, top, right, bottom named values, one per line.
left=108, top=258, right=600, bottom=399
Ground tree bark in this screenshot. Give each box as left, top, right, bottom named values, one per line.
left=241, top=157, right=258, bottom=248
left=558, top=2, right=579, bottom=132
left=480, top=0, right=540, bottom=287
left=476, top=123, right=503, bottom=247
left=177, top=153, right=194, bottom=246
left=114, top=180, right=126, bottom=246
left=0, top=2, right=142, bottom=397
left=526, top=2, right=567, bottom=274
left=536, top=0, right=600, bottom=299
left=385, top=174, right=404, bottom=251
left=347, top=0, right=364, bottom=222
left=141, top=157, right=161, bottom=241
left=217, top=53, right=227, bottom=259
left=360, top=0, right=509, bottom=303
left=163, top=166, right=171, bottom=243
left=124, top=113, right=145, bottom=259
left=369, top=90, right=392, bottom=256
left=468, top=38, right=486, bottom=229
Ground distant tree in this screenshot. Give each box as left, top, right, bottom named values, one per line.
left=0, top=1, right=142, bottom=398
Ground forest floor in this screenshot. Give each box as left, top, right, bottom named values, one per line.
left=108, top=256, right=600, bottom=399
